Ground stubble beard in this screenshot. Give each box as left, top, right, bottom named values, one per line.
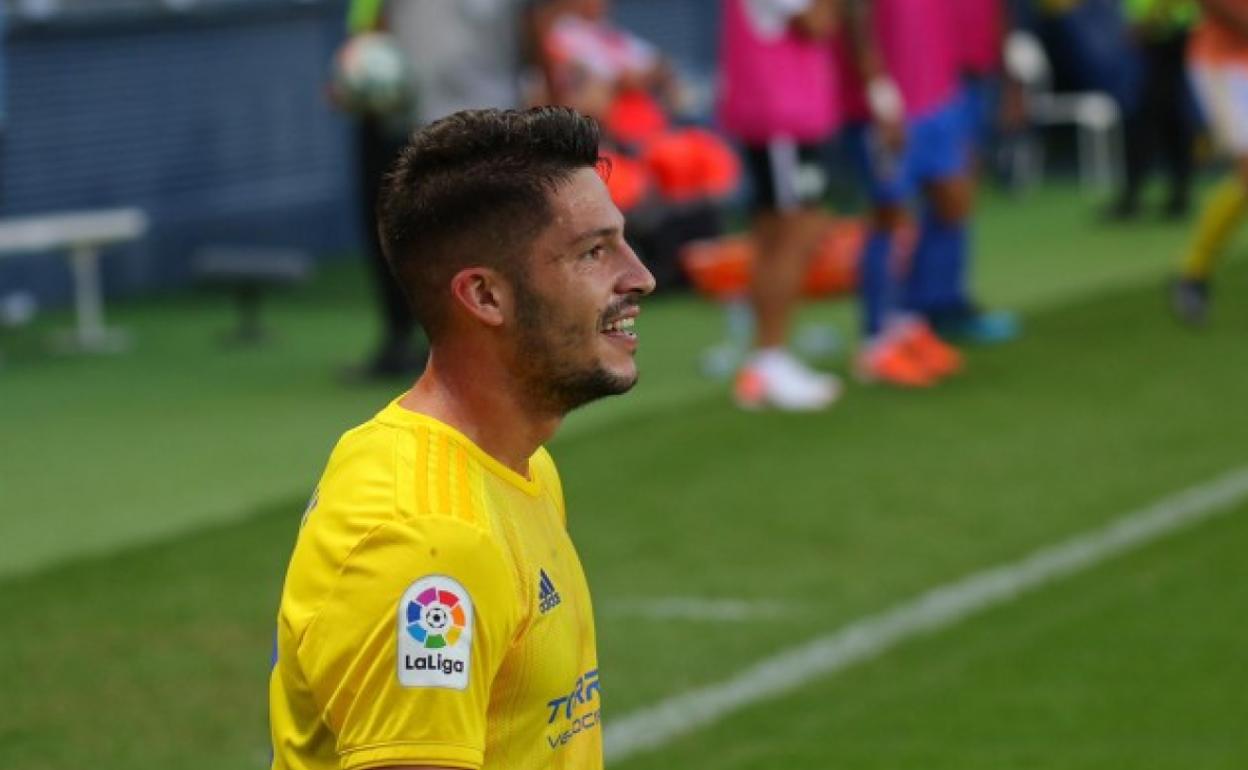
left=511, top=278, right=638, bottom=417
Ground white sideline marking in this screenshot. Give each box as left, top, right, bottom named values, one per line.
left=604, top=466, right=1248, bottom=764
left=604, top=597, right=796, bottom=623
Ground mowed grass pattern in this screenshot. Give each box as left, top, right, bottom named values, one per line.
left=2, top=187, right=1247, bottom=768
left=0, top=186, right=1213, bottom=577
left=615, top=501, right=1248, bottom=770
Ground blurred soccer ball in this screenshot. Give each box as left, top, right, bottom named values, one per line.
left=331, top=33, right=411, bottom=117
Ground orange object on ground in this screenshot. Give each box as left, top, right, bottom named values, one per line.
left=681, top=235, right=754, bottom=300
left=642, top=128, right=742, bottom=203
left=681, top=217, right=863, bottom=301
left=802, top=219, right=864, bottom=296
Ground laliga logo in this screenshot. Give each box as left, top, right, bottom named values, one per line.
left=403, top=585, right=467, bottom=675
left=398, top=576, right=472, bottom=688
left=406, top=586, right=466, bottom=648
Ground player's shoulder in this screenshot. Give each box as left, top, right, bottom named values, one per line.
left=330, top=403, right=515, bottom=524
left=289, top=416, right=408, bottom=571
left=318, top=416, right=404, bottom=520
left=284, top=411, right=516, bottom=628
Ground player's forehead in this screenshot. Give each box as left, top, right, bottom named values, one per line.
left=536, top=168, right=624, bottom=254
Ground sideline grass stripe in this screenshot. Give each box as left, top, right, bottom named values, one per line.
left=604, top=465, right=1248, bottom=764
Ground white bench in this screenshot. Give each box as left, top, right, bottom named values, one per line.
left=0, top=208, right=149, bottom=353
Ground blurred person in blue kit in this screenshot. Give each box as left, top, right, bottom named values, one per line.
left=339, top=0, right=526, bottom=380
left=1105, top=0, right=1199, bottom=221
left=837, top=0, right=1015, bottom=391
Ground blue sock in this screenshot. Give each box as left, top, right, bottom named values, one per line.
left=908, top=207, right=969, bottom=315
left=859, top=230, right=895, bottom=338
left=903, top=210, right=939, bottom=312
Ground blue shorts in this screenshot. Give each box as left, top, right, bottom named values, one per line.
left=843, top=97, right=968, bottom=205
left=958, top=75, right=1000, bottom=151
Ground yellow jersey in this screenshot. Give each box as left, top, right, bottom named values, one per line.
left=270, top=399, right=603, bottom=770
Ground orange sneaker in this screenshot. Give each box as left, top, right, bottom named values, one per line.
left=733, top=366, right=768, bottom=408
left=901, top=321, right=964, bottom=379
left=855, top=337, right=935, bottom=388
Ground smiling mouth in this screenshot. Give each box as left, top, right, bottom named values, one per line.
left=601, top=316, right=636, bottom=336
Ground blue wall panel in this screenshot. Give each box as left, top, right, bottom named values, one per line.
left=0, top=4, right=358, bottom=307
left=612, top=0, right=720, bottom=77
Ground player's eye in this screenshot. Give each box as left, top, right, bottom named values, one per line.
left=581, top=244, right=606, bottom=261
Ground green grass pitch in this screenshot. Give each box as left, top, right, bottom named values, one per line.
left=1, top=185, right=1246, bottom=768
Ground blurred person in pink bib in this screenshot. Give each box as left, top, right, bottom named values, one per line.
left=718, top=0, right=845, bottom=411
left=839, top=0, right=1017, bottom=390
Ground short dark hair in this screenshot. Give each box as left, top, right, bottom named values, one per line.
left=377, top=107, right=602, bottom=339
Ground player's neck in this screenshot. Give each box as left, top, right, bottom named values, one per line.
left=400, top=349, right=561, bottom=478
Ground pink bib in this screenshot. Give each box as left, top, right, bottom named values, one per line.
left=716, top=0, right=841, bottom=143
left=953, top=0, right=1004, bottom=75
left=835, top=0, right=961, bottom=121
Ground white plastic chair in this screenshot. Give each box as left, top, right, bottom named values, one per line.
left=1005, top=31, right=1123, bottom=190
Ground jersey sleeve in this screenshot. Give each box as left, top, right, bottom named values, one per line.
left=296, top=516, right=522, bottom=770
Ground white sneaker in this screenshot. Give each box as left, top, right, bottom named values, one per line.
left=733, top=348, right=842, bottom=411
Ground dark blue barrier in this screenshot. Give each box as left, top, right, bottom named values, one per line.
left=0, top=1, right=357, bottom=307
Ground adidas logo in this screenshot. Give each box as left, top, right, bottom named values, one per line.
left=538, top=569, right=562, bottom=614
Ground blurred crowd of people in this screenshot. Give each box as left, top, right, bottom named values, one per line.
left=334, top=0, right=1248, bottom=411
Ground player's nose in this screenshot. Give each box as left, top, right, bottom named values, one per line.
left=618, top=240, right=656, bottom=297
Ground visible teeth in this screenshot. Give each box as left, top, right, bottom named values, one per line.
left=603, top=317, right=635, bottom=333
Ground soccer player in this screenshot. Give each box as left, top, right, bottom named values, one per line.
left=269, top=108, right=655, bottom=770
left=1172, top=0, right=1248, bottom=324
left=839, top=0, right=968, bottom=387
left=719, top=0, right=844, bottom=410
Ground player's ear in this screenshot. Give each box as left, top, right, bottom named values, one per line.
left=449, top=266, right=507, bottom=328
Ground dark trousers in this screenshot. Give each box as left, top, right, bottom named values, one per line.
left=1120, top=32, right=1195, bottom=212
left=358, top=118, right=419, bottom=356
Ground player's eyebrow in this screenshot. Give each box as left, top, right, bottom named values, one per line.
left=567, top=225, right=622, bottom=247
